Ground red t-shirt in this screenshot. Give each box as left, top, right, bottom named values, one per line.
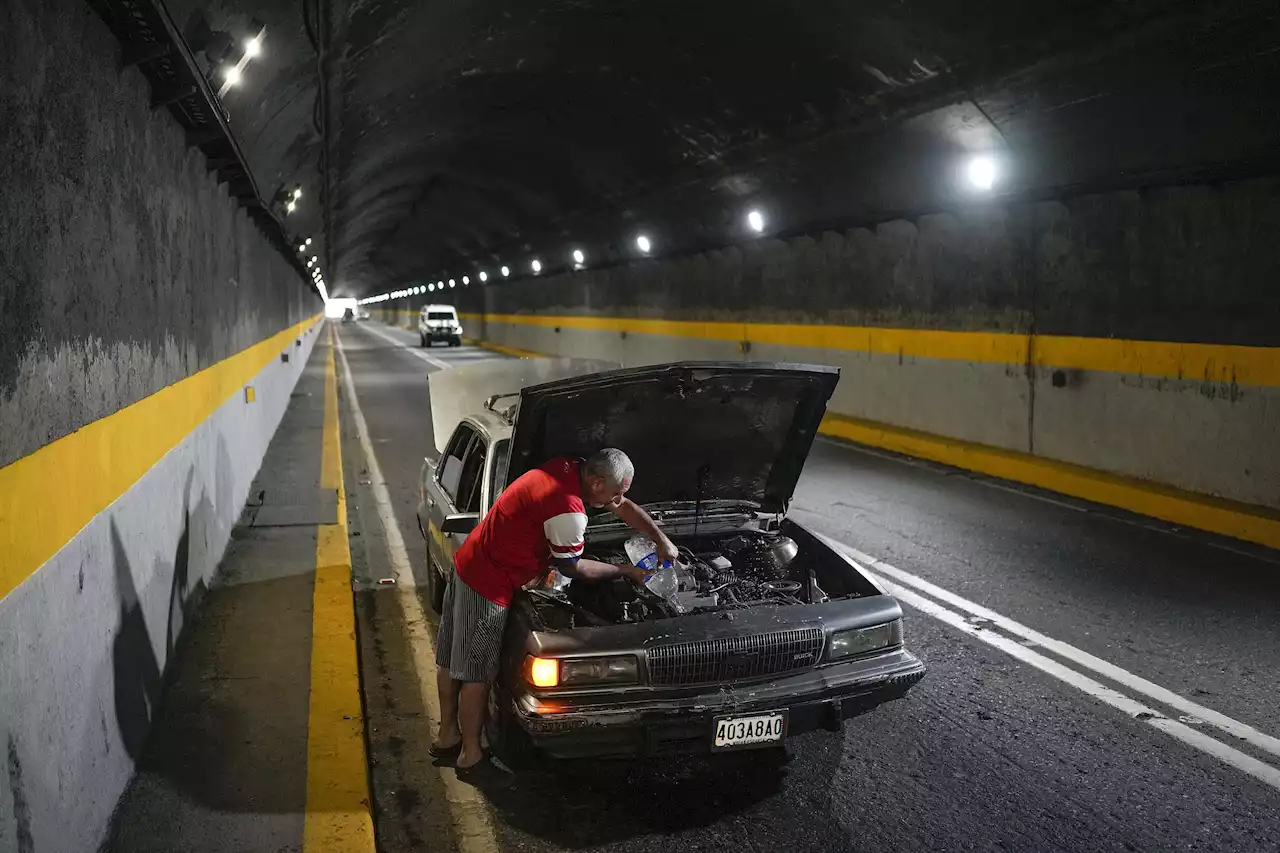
left=454, top=456, right=588, bottom=606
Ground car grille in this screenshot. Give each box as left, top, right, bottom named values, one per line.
left=646, top=627, right=825, bottom=686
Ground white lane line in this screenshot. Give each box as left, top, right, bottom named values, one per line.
left=868, top=573, right=1280, bottom=792
left=835, top=541, right=1280, bottom=763
left=360, top=319, right=453, bottom=370
left=335, top=331, right=500, bottom=853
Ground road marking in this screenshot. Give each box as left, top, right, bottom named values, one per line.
left=335, top=330, right=501, bottom=853
left=304, top=329, right=376, bottom=852
left=867, top=571, right=1280, bottom=792
left=871, top=572, right=1280, bottom=790
left=359, top=319, right=453, bottom=370
left=837, top=543, right=1280, bottom=763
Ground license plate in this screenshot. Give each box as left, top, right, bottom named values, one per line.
left=712, top=712, right=787, bottom=751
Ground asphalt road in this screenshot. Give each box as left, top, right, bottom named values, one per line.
left=335, top=320, right=1280, bottom=853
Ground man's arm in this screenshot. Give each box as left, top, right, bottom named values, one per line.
left=556, top=557, right=647, bottom=585
left=612, top=498, right=679, bottom=565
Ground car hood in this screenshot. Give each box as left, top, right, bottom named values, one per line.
left=427, top=357, right=622, bottom=455
left=507, top=361, right=840, bottom=513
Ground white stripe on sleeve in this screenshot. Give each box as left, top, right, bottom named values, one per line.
left=544, top=511, right=587, bottom=559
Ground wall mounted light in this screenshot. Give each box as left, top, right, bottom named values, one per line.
left=636, top=234, right=652, bottom=254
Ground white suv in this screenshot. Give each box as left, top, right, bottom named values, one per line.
left=418, top=304, right=463, bottom=347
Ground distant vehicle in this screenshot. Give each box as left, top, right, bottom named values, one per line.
left=416, top=359, right=925, bottom=761
left=358, top=308, right=371, bottom=321
left=342, top=307, right=356, bottom=322
left=419, top=304, right=463, bottom=347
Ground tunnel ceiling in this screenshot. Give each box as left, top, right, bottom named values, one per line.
left=179, top=0, right=1280, bottom=299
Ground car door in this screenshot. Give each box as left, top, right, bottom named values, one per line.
left=426, top=422, right=475, bottom=570
left=428, top=422, right=488, bottom=570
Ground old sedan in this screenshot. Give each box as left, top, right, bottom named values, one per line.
left=417, top=359, right=925, bottom=760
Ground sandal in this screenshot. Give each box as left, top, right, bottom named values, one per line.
left=429, top=741, right=462, bottom=766
left=455, top=753, right=515, bottom=789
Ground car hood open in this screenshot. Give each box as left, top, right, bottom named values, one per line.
left=427, top=357, right=622, bottom=455
left=507, top=361, right=840, bottom=513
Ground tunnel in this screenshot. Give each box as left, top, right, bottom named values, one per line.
left=1, top=0, right=1279, bottom=850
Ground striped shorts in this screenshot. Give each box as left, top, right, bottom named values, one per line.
left=435, top=571, right=509, bottom=683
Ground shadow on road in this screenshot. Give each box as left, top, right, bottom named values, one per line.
left=489, top=747, right=795, bottom=847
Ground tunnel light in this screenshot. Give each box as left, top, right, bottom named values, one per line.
left=501, top=265, right=510, bottom=278
left=286, top=200, right=296, bottom=213
left=462, top=275, right=470, bottom=285
left=966, top=155, right=998, bottom=191
left=307, top=259, right=314, bottom=267
left=479, top=271, right=488, bottom=282
left=531, top=259, right=542, bottom=274
left=636, top=234, right=652, bottom=254
left=298, top=243, right=306, bottom=252
left=292, top=185, right=303, bottom=200
left=223, top=65, right=241, bottom=87
left=437, top=280, right=443, bottom=289
left=245, top=36, right=262, bottom=58
left=428, top=283, right=435, bottom=292
left=448, top=279, right=455, bottom=288
left=747, top=209, right=765, bottom=233
left=306, top=237, right=313, bottom=246
left=572, top=249, right=585, bottom=265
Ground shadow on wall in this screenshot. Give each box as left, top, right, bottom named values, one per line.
left=111, top=465, right=211, bottom=762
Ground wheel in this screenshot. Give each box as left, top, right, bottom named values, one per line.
left=450, top=336, right=461, bottom=347
left=419, top=333, right=428, bottom=348
left=486, top=685, right=538, bottom=770
left=426, top=551, right=446, bottom=614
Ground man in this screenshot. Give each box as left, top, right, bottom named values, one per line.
left=431, top=447, right=677, bottom=788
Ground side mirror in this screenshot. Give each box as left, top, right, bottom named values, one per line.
left=441, top=513, right=479, bottom=535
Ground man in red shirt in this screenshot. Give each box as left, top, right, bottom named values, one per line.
left=431, top=447, right=677, bottom=787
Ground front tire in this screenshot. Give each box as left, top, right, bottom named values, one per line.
left=419, top=333, right=428, bottom=348
left=450, top=336, right=461, bottom=347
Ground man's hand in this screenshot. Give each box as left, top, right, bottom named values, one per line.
left=622, top=566, right=652, bottom=587
left=655, top=536, right=679, bottom=568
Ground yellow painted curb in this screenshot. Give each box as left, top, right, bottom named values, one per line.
left=821, top=412, right=1280, bottom=551
left=303, top=330, right=375, bottom=852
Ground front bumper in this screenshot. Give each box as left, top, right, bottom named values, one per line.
left=507, top=648, right=924, bottom=759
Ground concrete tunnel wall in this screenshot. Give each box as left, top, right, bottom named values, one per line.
left=376, top=179, right=1280, bottom=526
left=0, top=2, right=323, bottom=850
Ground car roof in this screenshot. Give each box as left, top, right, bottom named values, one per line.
left=463, top=410, right=512, bottom=441
left=422, top=304, right=456, bottom=311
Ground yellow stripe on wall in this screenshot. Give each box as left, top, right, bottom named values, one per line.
left=463, top=312, right=1280, bottom=386
left=461, top=329, right=1280, bottom=551
left=0, top=315, right=322, bottom=604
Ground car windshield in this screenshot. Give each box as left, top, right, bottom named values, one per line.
left=427, top=311, right=454, bottom=320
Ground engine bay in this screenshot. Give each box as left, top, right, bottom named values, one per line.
left=527, top=529, right=838, bottom=629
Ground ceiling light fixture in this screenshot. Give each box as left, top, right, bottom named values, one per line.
left=966, top=155, right=998, bottom=192
left=636, top=234, right=652, bottom=254
left=501, top=265, right=510, bottom=278
left=531, top=259, right=542, bottom=273
left=747, top=209, right=765, bottom=233
left=479, top=271, right=488, bottom=282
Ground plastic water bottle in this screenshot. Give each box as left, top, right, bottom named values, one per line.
left=625, top=535, right=678, bottom=599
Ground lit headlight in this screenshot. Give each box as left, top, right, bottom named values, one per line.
left=523, top=654, right=639, bottom=687
left=829, top=620, right=902, bottom=660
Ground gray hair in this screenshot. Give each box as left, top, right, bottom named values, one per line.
left=583, top=448, right=634, bottom=487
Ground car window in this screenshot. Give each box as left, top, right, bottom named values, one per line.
left=456, top=435, right=487, bottom=514
left=439, top=424, right=475, bottom=502
left=427, top=311, right=453, bottom=320
left=488, top=440, right=511, bottom=505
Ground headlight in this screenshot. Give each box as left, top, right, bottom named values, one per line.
left=523, top=654, right=638, bottom=688
left=828, top=620, right=902, bottom=660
